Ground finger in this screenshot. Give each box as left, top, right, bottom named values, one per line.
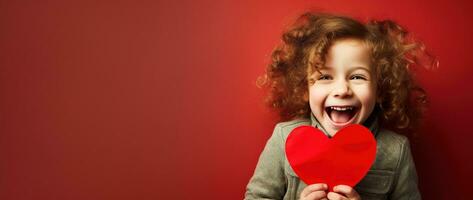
left=333, top=185, right=360, bottom=199
left=327, top=192, right=347, bottom=200
left=304, top=191, right=327, bottom=200
left=301, top=183, right=328, bottom=198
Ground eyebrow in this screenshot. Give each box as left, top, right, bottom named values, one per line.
left=348, top=66, right=371, bottom=73
left=317, top=66, right=371, bottom=72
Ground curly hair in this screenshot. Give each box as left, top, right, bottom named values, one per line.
left=257, top=12, right=437, bottom=134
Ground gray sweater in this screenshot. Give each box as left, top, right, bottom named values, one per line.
left=245, top=114, right=421, bottom=200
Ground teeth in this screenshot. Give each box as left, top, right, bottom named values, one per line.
left=330, top=106, right=354, bottom=111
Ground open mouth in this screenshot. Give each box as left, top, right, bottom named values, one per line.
left=325, top=106, right=359, bottom=125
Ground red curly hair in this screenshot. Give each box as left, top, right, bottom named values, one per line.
left=258, top=12, right=437, bottom=134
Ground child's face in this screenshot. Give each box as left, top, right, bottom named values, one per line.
left=308, top=39, right=377, bottom=136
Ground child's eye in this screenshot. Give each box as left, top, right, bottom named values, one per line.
left=350, top=74, right=367, bottom=80
left=318, top=74, right=332, bottom=80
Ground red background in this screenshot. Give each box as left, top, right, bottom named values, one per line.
left=1, top=0, right=472, bottom=199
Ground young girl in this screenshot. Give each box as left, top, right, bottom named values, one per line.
left=245, top=12, right=432, bottom=200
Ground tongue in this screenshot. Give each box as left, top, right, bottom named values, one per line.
left=330, top=110, right=352, bottom=123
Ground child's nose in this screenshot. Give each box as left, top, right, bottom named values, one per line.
left=332, top=80, right=353, bottom=98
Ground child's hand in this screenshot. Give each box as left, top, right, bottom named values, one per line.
left=327, top=185, right=361, bottom=200
left=299, top=183, right=328, bottom=200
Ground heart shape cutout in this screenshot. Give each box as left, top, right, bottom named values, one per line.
left=285, top=124, right=376, bottom=191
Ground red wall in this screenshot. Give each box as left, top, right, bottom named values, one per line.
left=1, top=0, right=472, bottom=199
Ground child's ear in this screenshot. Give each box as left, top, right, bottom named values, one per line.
left=303, top=91, right=309, bottom=101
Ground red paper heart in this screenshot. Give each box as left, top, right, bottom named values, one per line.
left=285, top=124, right=376, bottom=191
